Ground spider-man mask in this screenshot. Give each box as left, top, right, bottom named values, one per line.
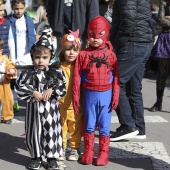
left=88, top=16, right=110, bottom=48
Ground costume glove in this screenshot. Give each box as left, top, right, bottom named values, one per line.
left=73, top=99, right=80, bottom=115
left=111, top=96, right=119, bottom=110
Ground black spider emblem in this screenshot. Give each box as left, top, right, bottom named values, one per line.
left=87, top=54, right=110, bottom=68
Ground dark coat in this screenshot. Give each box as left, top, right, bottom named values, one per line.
left=46, top=0, right=99, bottom=38
left=110, top=0, right=153, bottom=49
left=0, top=19, right=10, bottom=56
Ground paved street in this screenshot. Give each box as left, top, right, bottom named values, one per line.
left=0, top=75, right=170, bottom=170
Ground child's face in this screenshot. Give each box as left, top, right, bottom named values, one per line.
left=64, top=47, right=79, bottom=64
left=0, top=4, right=5, bottom=19
left=12, top=3, right=26, bottom=18
left=88, top=30, right=105, bottom=47
left=32, top=49, right=51, bottom=70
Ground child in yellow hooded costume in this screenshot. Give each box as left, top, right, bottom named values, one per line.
left=0, top=38, right=17, bottom=124
left=58, top=29, right=83, bottom=161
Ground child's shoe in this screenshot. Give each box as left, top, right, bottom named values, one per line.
left=67, top=149, right=79, bottom=161
left=13, top=103, right=20, bottom=112
left=47, top=158, right=58, bottom=170
left=5, top=118, right=13, bottom=124
left=1, top=118, right=13, bottom=124
left=56, top=150, right=65, bottom=161
left=27, top=158, right=41, bottom=170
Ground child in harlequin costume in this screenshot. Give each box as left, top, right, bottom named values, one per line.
left=72, top=16, right=120, bottom=166
left=58, top=29, right=83, bottom=161
left=15, top=29, right=66, bottom=170
left=0, top=38, right=17, bottom=124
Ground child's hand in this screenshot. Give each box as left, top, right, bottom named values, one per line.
left=111, top=97, right=119, bottom=110
left=33, top=91, right=43, bottom=102
left=6, top=69, right=16, bottom=75
left=42, top=88, right=53, bottom=101
left=73, top=100, right=80, bottom=115
left=0, top=58, right=4, bottom=65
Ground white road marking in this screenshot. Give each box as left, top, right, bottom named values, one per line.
left=80, top=142, right=170, bottom=170
left=111, top=116, right=168, bottom=123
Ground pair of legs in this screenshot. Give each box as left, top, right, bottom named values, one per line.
left=112, top=42, right=153, bottom=140
left=150, top=58, right=170, bottom=111
left=81, top=88, right=112, bottom=166
left=26, top=101, right=63, bottom=169
left=59, top=108, right=83, bottom=161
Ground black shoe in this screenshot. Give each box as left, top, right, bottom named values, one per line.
left=47, top=159, right=58, bottom=170
left=110, top=127, right=139, bottom=142
left=27, top=158, right=41, bottom=170
left=149, top=104, right=162, bottom=112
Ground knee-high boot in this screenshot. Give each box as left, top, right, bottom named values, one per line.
left=81, top=133, right=94, bottom=165
left=150, top=89, right=164, bottom=112
left=96, top=135, right=110, bottom=166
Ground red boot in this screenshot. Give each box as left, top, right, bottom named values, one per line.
left=81, top=133, right=94, bottom=164
left=96, top=135, right=110, bottom=166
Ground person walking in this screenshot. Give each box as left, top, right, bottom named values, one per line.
left=110, top=0, right=154, bottom=141
left=149, top=0, right=170, bottom=112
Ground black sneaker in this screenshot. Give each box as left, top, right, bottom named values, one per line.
left=47, top=159, right=58, bottom=170
left=110, top=127, right=139, bottom=141
left=27, top=158, right=41, bottom=170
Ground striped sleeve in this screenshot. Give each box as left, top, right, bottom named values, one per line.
left=15, top=70, right=37, bottom=102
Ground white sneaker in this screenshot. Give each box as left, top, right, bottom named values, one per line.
left=67, top=149, right=79, bottom=161
left=56, top=150, right=65, bottom=161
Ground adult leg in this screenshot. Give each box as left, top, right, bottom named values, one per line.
left=126, top=42, right=153, bottom=139
left=150, top=58, right=170, bottom=111
left=111, top=42, right=153, bottom=141
left=112, top=42, right=140, bottom=141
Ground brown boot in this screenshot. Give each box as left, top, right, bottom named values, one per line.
left=81, top=133, right=94, bottom=165
left=96, top=135, right=110, bottom=166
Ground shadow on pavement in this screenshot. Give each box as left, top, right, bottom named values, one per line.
left=0, top=132, right=29, bottom=167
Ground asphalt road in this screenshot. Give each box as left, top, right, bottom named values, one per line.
left=0, top=75, right=170, bottom=170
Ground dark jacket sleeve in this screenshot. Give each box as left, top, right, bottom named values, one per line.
left=110, top=0, right=153, bottom=49
left=110, top=0, right=138, bottom=48
left=46, top=0, right=99, bottom=38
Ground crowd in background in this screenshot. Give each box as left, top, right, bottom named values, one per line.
left=0, top=0, right=170, bottom=170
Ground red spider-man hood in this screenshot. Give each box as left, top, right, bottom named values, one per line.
left=88, top=15, right=110, bottom=48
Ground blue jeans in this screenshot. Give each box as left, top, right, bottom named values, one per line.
left=115, top=42, right=153, bottom=133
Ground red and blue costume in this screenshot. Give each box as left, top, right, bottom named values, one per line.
left=72, top=16, right=120, bottom=166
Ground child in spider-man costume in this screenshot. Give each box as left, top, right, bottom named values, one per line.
left=72, top=16, right=120, bottom=166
